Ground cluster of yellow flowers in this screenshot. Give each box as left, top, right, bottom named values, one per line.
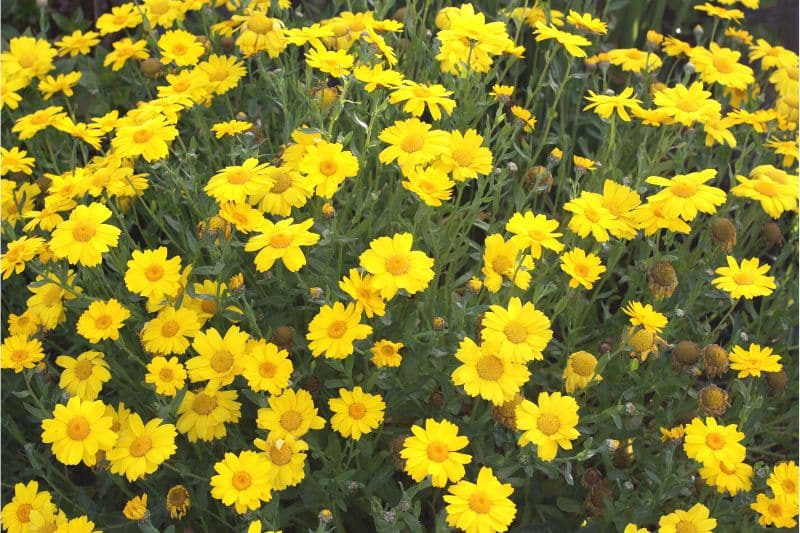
left=1, top=0, right=798, bottom=531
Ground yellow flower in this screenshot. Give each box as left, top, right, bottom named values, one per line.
left=254, top=434, right=309, bottom=490
left=55, top=29, right=100, bottom=56
left=13, top=105, right=69, bottom=140
left=103, top=38, right=149, bottom=71
left=659, top=503, right=717, bottom=532
left=401, top=167, right=455, bottom=206
left=40, top=396, right=117, bottom=466
left=256, top=388, right=326, bottom=440
left=165, top=485, right=191, bottom=519
left=197, top=54, right=247, bottom=95
left=563, top=351, right=602, bottom=393
left=378, top=118, right=450, bottom=173
left=26, top=271, right=80, bottom=330
left=1, top=236, right=44, bottom=279
left=125, top=247, right=183, bottom=303
left=444, top=467, right=517, bottom=533
left=48, top=202, right=120, bottom=267
left=0, top=146, right=35, bottom=175
left=241, top=339, right=293, bottom=394
left=1, top=481, right=57, bottom=533
left=699, top=459, right=753, bottom=495
left=694, top=2, right=744, bottom=21
left=7, top=311, right=41, bottom=338
left=728, top=343, right=782, bottom=377
left=306, top=302, right=372, bottom=359
left=481, top=234, right=533, bottom=293
left=506, top=211, right=564, bottom=259
left=176, top=386, right=241, bottom=442
left=690, top=42, right=754, bottom=90
left=1, top=36, right=56, bottom=82
left=298, top=141, right=359, bottom=198
left=76, top=298, right=130, bottom=343
left=353, top=64, right=404, bottom=92
left=400, top=418, right=472, bottom=487
left=359, top=232, right=435, bottom=299
left=731, top=165, right=798, bottom=219
left=533, top=21, right=591, bottom=57
left=370, top=339, right=403, bottom=367
left=329, top=386, right=386, bottom=440
left=632, top=200, right=691, bottom=235
left=660, top=425, right=685, bottom=443
left=622, top=301, right=667, bottom=334
left=107, top=413, right=177, bottom=481
left=305, top=46, right=354, bottom=76
left=186, top=325, right=249, bottom=387
left=96, top=3, right=142, bottom=35
left=560, top=248, right=606, bottom=290
left=1, top=335, right=45, bottom=373
left=516, top=391, right=580, bottom=461
left=210, top=451, right=272, bottom=513
left=434, top=129, right=493, bottom=181
left=566, top=10, right=607, bottom=34
left=653, top=82, right=721, bottom=126
left=211, top=119, right=252, bottom=138
left=584, top=87, right=642, bottom=121
left=564, top=191, right=627, bottom=242
left=768, top=461, right=799, bottom=502
left=38, top=71, right=82, bottom=99
left=205, top=158, right=273, bottom=203
left=111, top=113, right=178, bottom=162
left=510, top=105, right=537, bottom=132
left=56, top=351, right=111, bottom=401
left=711, top=257, right=776, bottom=299
left=389, top=81, right=456, bottom=121
left=158, top=29, right=205, bottom=66
left=141, top=306, right=201, bottom=355
left=607, top=48, right=662, bottom=73
left=683, top=417, right=746, bottom=466
left=339, top=268, right=386, bottom=318
left=245, top=217, right=320, bottom=272
left=123, top=494, right=149, bottom=521
left=751, top=494, right=798, bottom=528
left=480, top=297, right=552, bottom=363
left=145, top=356, right=187, bottom=396
left=451, top=337, right=530, bottom=405
left=645, top=169, right=726, bottom=221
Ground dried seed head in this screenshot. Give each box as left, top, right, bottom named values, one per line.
left=698, top=384, right=730, bottom=416
left=648, top=262, right=678, bottom=299
left=765, top=370, right=788, bottom=393
left=491, top=393, right=523, bottom=429
left=271, top=325, right=295, bottom=349
left=703, top=344, right=729, bottom=378
left=672, top=340, right=700, bottom=369
left=710, top=218, right=737, bottom=252
left=762, top=221, right=784, bottom=249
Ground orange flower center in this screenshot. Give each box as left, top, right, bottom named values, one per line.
left=159, top=367, right=174, bottom=382
left=280, top=410, right=303, bottom=431
left=401, top=133, right=424, bottom=153
left=171, top=43, right=187, bottom=56
left=71, top=222, right=97, bottom=242
left=231, top=471, right=252, bottom=490
left=732, top=271, right=755, bottom=286
left=258, top=361, right=276, bottom=378
left=705, top=432, right=725, bottom=450
left=19, top=55, right=35, bottom=68
left=503, top=320, right=527, bottom=344
left=381, top=345, right=396, bottom=356
left=200, top=299, right=217, bottom=315
left=161, top=320, right=180, bottom=337
left=451, top=148, right=472, bottom=167
left=16, top=503, right=32, bottom=523
left=671, top=180, right=698, bottom=198
left=783, top=479, right=796, bottom=493
left=475, top=354, right=504, bottom=380
left=536, top=413, right=560, bottom=436
left=11, top=349, right=29, bottom=362
left=172, top=79, right=190, bottom=92
left=129, top=435, right=153, bottom=457
left=384, top=253, right=409, bottom=275
left=768, top=503, right=783, bottom=517
left=348, top=402, right=367, bottom=420
left=270, top=172, right=292, bottom=193
left=326, top=320, right=347, bottom=339
left=67, top=416, right=91, bottom=440
left=73, top=359, right=94, bottom=380
left=94, top=315, right=113, bottom=329
left=269, top=441, right=293, bottom=465
left=133, top=128, right=153, bottom=144
left=145, top=264, right=164, bottom=281
left=491, top=254, right=512, bottom=274
left=713, top=55, right=734, bottom=74
left=426, top=441, right=449, bottom=462
left=193, top=393, right=217, bottom=415
left=753, top=179, right=778, bottom=196
left=319, top=159, right=338, bottom=176
left=210, top=350, right=233, bottom=373
left=269, top=232, right=292, bottom=249
left=583, top=206, right=602, bottom=223
left=468, top=492, right=492, bottom=514
left=226, top=169, right=250, bottom=185
left=675, top=521, right=696, bottom=533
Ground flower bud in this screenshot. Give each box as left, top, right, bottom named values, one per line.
left=140, top=58, right=163, bottom=78
left=710, top=217, right=737, bottom=252
left=672, top=340, right=700, bottom=370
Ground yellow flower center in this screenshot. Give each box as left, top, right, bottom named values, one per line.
left=259, top=361, right=276, bottom=378
left=133, top=128, right=153, bottom=144
left=503, top=320, right=527, bottom=343
left=528, top=229, right=545, bottom=241
left=451, top=148, right=472, bottom=167
left=167, top=486, right=189, bottom=507
left=319, top=159, right=338, bottom=176
left=325, top=319, right=348, bottom=339
left=583, top=206, right=601, bottom=223
left=280, top=410, right=303, bottom=431
left=675, top=521, right=696, bottom=533
left=73, top=359, right=94, bottom=380
left=381, top=345, right=396, bottom=356
left=231, top=471, right=252, bottom=490
left=11, top=349, right=28, bottom=362
left=200, top=299, right=217, bottom=314
left=269, top=232, right=292, bottom=249
left=732, top=271, right=755, bottom=286
left=159, top=367, right=174, bottom=382
left=94, top=315, right=113, bottom=329
left=226, top=169, right=250, bottom=185
left=753, top=179, right=778, bottom=196
left=210, top=350, right=233, bottom=373
left=713, top=54, right=734, bottom=74
left=348, top=402, right=367, bottom=420
left=719, top=461, right=737, bottom=475
left=468, top=492, right=492, bottom=514
left=145, top=264, right=164, bottom=281
left=384, top=254, right=409, bottom=275
left=41, top=286, right=62, bottom=307
left=671, top=180, right=698, bottom=198
left=208, top=68, right=227, bottom=82
left=149, top=0, right=169, bottom=14
left=192, top=393, right=217, bottom=415
left=16, top=503, right=32, bottom=523
left=401, top=133, right=424, bottom=153
left=129, top=435, right=153, bottom=457
left=419, top=179, right=438, bottom=194
left=71, top=222, right=97, bottom=242
left=426, top=441, right=449, bottom=462
left=161, top=320, right=180, bottom=337
left=270, top=171, right=292, bottom=193
left=171, top=43, right=187, bottom=56
left=629, top=330, right=654, bottom=352
left=676, top=99, right=699, bottom=113
left=67, top=416, right=91, bottom=440
left=572, top=262, right=589, bottom=278
left=571, top=353, right=597, bottom=377
left=269, top=441, right=293, bottom=466
left=476, top=354, right=504, bottom=380
left=783, top=479, right=796, bottom=493
left=705, top=432, right=725, bottom=450
left=536, top=413, right=561, bottom=436
left=247, top=14, right=271, bottom=34
left=19, top=55, right=35, bottom=68
left=768, top=503, right=783, bottom=517
left=491, top=254, right=512, bottom=274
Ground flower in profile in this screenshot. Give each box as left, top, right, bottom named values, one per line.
left=0, top=146, right=35, bottom=175
left=660, top=425, right=685, bottom=443
left=353, top=63, right=404, bottom=92
left=107, top=413, right=177, bottom=481
left=731, top=165, right=798, bottom=219
left=683, top=417, right=746, bottom=466
left=370, top=339, right=403, bottom=367
left=379, top=118, right=450, bottom=173
left=56, top=350, right=111, bottom=400
left=694, top=2, right=744, bottom=21
left=166, top=485, right=191, bottom=520
left=728, top=343, right=783, bottom=377
left=241, top=339, right=293, bottom=394
left=26, top=271, right=81, bottom=330
left=510, top=105, right=537, bottom=131
left=1, top=335, right=45, bottom=373
left=40, top=397, right=117, bottom=466
left=400, top=418, right=472, bottom=487
left=566, top=10, right=607, bottom=34
left=658, top=503, right=717, bottom=533
left=480, top=297, right=552, bottom=362
left=506, top=211, right=564, bottom=259
left=359, top=233, right=435, bottom=299
left=533, top=21, right=591, bottom=57
left=699, top=459, right=753, bottom=495
left=516, top=391, right=580, bottom=461
left=103, top=38, right=149, bottom=71
left=339, top=268, right=386, bottom=318
left=481, top=234, right=533, bottom=293
left=176, top=386, right=241, bottom=442
left=254, top=434, right=309, bottom=490
left=305, top=46, right=354, bottom=76
left=711, top=256, right=776, bottom=299
left=764, top=136, right=799, bottom=167
left=256, top=388, right=325, bottom=440
left=490, top=84, right=514, bottom=100
left=1, top=236, right=44, bottom=279
left=563, top=351, right=602, bottom=393
left=645, top=169, right=726, bottom=222
left=389, top=81, right=456, bottom=121
left=306, top=302, right=372, bottom=359
left=401, top=166, right=455, bottom=206
left=560, top=248, right=605, bottom=290
left=653, top=82, right=722, bottom=126
left=13, top=106, right=69, bottom=140
left=328, top=386, right=386, bottom=440
left=245, top=218, right=320, bottom=272
left=451, top=337, right=530, bottom=405
left=210, top=451, right=272, bottom=514
left=444, top=467, right=517, bottom=533
left=49, top=202, right=121, bottom=267
left=123, top=494, right=149, bottom=522
left=38, top=71, right=82, bottom=100
left=0, top=480, right=56, bottom=533
left=583, top=88, right=642, bottom=121
left=751, top=494, right=798, bottom=528
left=298, top=141, right=359, bottom=198
left=145, top=356, right=187, bottom=396
left=622, top=301, right=667, bottom=333
left=607, top=48, right=662, bottom=72
left=76, top=298, right=130, bottom=343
